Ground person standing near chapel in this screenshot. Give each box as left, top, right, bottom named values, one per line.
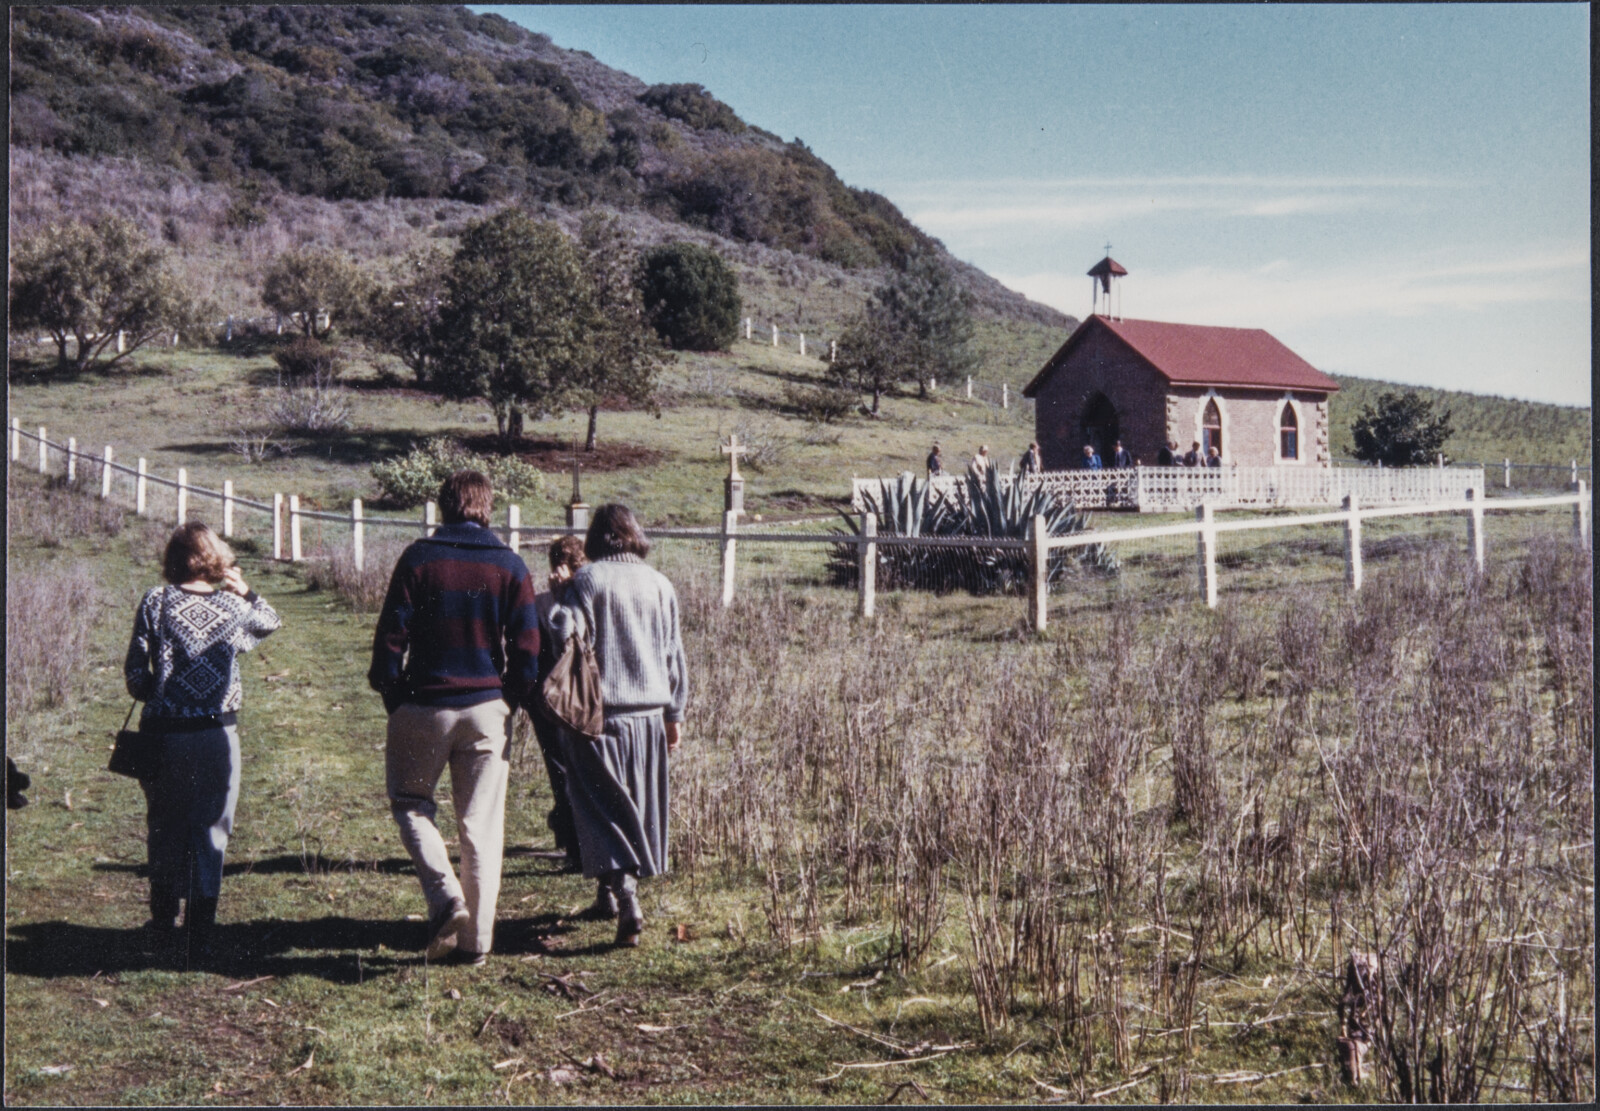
left=926, top=443, right=943, bottom=477
left=1019, top=441, right=1043, bottom=476
left=1112, top=440, right=1135, bottom=469
left=1081, top=444, right=1103, bottom=471
left=967, top=445, right=992, bottom=482
left=1157, top=441, right=1177, bottom=467
left=1183, top=440, right=1203, bottom=467
left=369, top=471, right=540, bottom=966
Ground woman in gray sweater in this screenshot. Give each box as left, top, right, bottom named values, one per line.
left=124, top=522, right=280, bottom=963
left=550, top=504, right=688, bottom=947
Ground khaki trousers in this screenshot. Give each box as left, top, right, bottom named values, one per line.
left=386, top=699, right=512, bottom=955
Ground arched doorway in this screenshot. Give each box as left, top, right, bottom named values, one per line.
left=1082, top=392, right=1119, bottom=462
left=1201, top=398, right=1223, bottom=459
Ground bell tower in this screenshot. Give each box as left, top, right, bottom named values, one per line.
left=1087, top=247, right=1127, bottom=319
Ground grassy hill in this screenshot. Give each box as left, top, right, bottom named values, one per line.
left=1328, top=375, right=1590, bottom=466
left=7, top=4, right=1069, bottom=330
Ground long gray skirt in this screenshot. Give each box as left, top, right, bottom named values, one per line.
left=139, top=723, right=241, bottom=899
left=559, top=710, right=669, bottom=879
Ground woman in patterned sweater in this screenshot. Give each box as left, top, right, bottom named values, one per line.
left=124, top=522, right=281, bottom=963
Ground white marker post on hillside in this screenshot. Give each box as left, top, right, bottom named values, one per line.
left=11, top=418, right=20, bottom=462
left=222, top=480, right=235, bottom=538
left=38, top=427, right=48, bottom=474
left=288, top=495, right=303, bottom=562
left=771, top=324, right=779, bottom=348
left=272, top=493, right=284, bottom=560
left=136, top=458, right=148, bottom=516
left=176, top=468, right=188, bottom=525
left=101, top=446, right=114, bottom=500
left=1465, top=488, right=1484, bottom=574
left=1343, top=494, right=1363, bottom=592
left=351, top=498, right=364, bottom=573
left=66, top=437, right=76, bottom=483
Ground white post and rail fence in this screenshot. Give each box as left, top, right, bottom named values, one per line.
left=10, top=418, right=1592, bottom=634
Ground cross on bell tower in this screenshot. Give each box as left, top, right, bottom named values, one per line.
left=1087, top=249, right=1127, bottom=319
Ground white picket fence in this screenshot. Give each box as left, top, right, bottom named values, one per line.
left=10, top=418, right=1592, bottom=632
left=857, top=463, right=1488, bottom=513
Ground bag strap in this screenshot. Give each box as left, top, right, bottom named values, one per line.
left=121, top=702, right=138, bottom=731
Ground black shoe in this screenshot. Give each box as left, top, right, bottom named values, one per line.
left=446, top=948, right=488, bottom=967
left=185, top=896, right=220, bottom=968
left=615, top=886, right=643, bottom=948
left=425, top=897, right=469, bottom=960
left=584, top=881, right=619, bottom=920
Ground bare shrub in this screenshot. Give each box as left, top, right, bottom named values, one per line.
left=265, top=382, right=354, bottom=435
left=229, top=426, right=292, bottom=463
left=6, top=560, right=101, bottom=714
left=8, top=473, right=126, bottom=546
left=300, top=533, right=407, bottom=612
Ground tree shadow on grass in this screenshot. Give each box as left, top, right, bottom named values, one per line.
left=92, top=855, right=421, bottom=879
left=158, top=429, right=427, bottom=467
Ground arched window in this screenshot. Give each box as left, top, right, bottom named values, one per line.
left=1279, top=402, right=1299, bottom=461
left=1201, top=399, right=1222, bottom=459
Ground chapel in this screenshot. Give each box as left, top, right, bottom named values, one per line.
left=1022, top=256, right=1340, bottom=469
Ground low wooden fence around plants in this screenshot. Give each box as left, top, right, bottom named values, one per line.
left=10, top=419, right=1593, bottom=632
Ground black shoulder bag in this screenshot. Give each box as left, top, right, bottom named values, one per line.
left=108, top=702, right=162, bottom=780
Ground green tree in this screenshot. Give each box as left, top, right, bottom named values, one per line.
left=576, top=214, right=665, bottom=451
left=873, top=248, right=978, bottom=400
left=260, top=248, right=372, bottom=339
left=829, top=310, right=903, bottom=416
left=9, top=214, right=196, bottom=372
left=428, top=209, right=593, bottom=451
left=1351, top=389, right=1455, bottom=466
left=637, top=241, right=741, bottom=351
left=362, top=246, right=448, bottom=384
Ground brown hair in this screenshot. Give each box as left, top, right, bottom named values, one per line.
left=438, top=470, right=493, bottom=526
left=163, top=522, right=234, bottom=585
left=585, top=503, right=650, bottom=561
left=547, top=534, right=587, bottom=572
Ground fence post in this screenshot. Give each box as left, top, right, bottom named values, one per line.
left=222, top=480, right=235, bottom=538
left=720, top=510, right=738, bottom=608
left=966, top=376, right=973, bottom=400
left=1002, top=383, right=1009, bottom=410
left=272, top=493, right=284, bottom=560
left=771, top=324, right=779, bottom=348
left=1030, top=514, right=1048, bottom=632
left=799, top=332, right=806, bottom=357
left=1572, top=459, right=1579, bottom=485
left=351, top=498, right=364, bottom=572
left=424, top=500, right=437, bottom=538
left=136, top=458, right=148, bottom=516
left=1343, top=493, right=1363, bottom=592
left=1195, top=503, right=1217, bottom=608
left=858, top=512, right=877, bottom=618
left=745, top=317, right=752, bottom=341
left=1464, top=487, right=1484, bottom=574
left=830, top=339, right=837, bottom=363
left=1575, top=480, right=1590, bottom=549
left=66, top=437, right=76, bottom=483
left=288, top=495, right=303, bottom=562
left=176, top=468, right=188, bottom=525
left=1504, top=458, right=1511, bottom=489
left=38, top=426, right=48, bottom=474
left=10, top=418, right=19, bottom=462
left=101, top=446, right=114, bottom=500
left=506, top=503, right=520, bottom=553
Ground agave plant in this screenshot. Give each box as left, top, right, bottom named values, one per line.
left=830, top=471, right=1116, bottom=594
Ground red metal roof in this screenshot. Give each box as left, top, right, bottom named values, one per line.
left=1086, top=256, right=1128, bottom=278
left=1024, top=315, right=1341, bottom=396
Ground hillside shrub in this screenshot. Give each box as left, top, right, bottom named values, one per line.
left=272, top=336, right=340, bottom=384
left=638, top=242, right=741, bottom=352
left=782, top=381, right=856, bottom=424
left=371, top=439, right=545, bottom=509
left=638, top=83, right=746, bottom=133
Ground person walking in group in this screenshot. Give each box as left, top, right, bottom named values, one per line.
left=1112, top=440, right=1135, bottom=469
left=549, top=504, right=689, bottom=949
left=532, top=536, right=587, bottom=872
left=966, top=445, right=992, bottom=482
left=926, top=443, right=943, bottom=477
left=1183, top=440, right=1203, bottom=467
left=1018, top=441, right=1043, bottom=476
left=369, top=471, right=540, bottom=966
left=1157, top=440, right=1177, bottom=467
left=1081, top=444, right=1103, bottom=470
left=1206, top=446, right=1223, bottom=467
left=124, top=522, right=281, bottom=964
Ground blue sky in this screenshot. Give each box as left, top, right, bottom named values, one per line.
left=475, top=4, right=1591, bottom=407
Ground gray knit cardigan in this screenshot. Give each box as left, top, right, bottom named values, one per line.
left=549, top=555, right=688, bottom=723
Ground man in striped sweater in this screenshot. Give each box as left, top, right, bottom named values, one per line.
left=369, top=470, right=540, bottom=965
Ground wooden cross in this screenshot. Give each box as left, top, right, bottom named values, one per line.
left=568, top=440, right=583, bottom=505
left=720, top=434, right=747, bottom=481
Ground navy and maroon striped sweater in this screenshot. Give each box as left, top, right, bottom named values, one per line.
left=368, top=522, right=540, bottom=713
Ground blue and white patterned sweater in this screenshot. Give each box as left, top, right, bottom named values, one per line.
left=124, top=585, right=282, bottom=720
